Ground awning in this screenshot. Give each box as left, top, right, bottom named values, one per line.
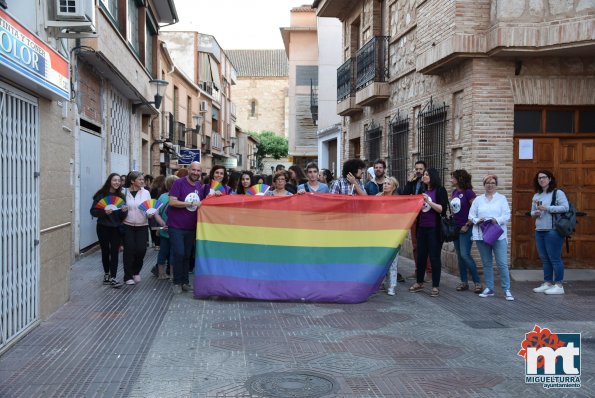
left=209, top=56, right=221, bottom=90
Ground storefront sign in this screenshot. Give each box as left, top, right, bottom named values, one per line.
left=219, top=157, right=238, bottom=169
left=0, top=9, right=69, bottom=100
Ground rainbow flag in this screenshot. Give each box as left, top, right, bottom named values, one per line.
left=194, top=194, right=423, bottom=303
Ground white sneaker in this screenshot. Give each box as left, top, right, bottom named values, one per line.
left=387, top=287, right=395, bottom=296
left=505, top=290, right=515, bottom=301
left=125, top=279, right=135, bottom=285
left=479, top=288, right=495, bottom=298
left=133, top=275, right=141, bottom=283
left=544, top=284, right=565, bottom=295
left=533, top=283, right=553, bottom=293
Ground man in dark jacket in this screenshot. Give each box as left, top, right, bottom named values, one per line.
left=403, top=161, right=432, bottom=280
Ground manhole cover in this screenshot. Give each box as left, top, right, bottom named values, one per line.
left=245, top=371, right=338, bottom=398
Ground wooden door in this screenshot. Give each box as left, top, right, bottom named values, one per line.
left=512, top=137, right=595, bottom=268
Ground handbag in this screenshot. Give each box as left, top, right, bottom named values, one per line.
left=480, top=220, right=504, bottom=246
left=440, top=202, right=459, bottom=242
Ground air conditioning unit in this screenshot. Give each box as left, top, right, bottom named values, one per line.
left=199, top=101, right=208, bottom=113
left=55, top=0, right=94, bottom=21
left=47, top=0, right=96, bottom=35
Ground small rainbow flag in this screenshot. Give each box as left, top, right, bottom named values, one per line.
left=210, top=180, right=226, bottom=193
left=95, top=195, right=125, bottom=210
left=194, top=194, right=422, bottom=303
left=138, top=199, right=163, bottom=214
left=245, top=184, right=270, bottom=196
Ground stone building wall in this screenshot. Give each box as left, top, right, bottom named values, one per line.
left=233, top=77, right=288, bottom=137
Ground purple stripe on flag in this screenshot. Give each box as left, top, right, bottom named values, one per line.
left=193, top=274, right=385, bottom=304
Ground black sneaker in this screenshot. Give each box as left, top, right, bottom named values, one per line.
left=108, top=278, right=123, bottom=288
left=397, top=273, right=405, bottom=283
left=103, top=273, right=110, bottom=285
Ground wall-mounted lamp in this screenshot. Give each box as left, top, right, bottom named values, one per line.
left=222, top=142, right=235, bottom=150
left=132, top=79, right=169, bottom=114
left=182, top=114, right=204, bottom=135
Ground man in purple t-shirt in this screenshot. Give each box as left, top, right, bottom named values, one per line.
left=167, top=161, right=204, bottom=293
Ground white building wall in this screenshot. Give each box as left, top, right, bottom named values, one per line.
left=316, top=17, right=342, bottom=130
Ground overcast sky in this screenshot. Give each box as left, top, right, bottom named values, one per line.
left=164, top=0, right=312, bottom=50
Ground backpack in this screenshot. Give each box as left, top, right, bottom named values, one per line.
left=550, top=189, right=577, bottom=237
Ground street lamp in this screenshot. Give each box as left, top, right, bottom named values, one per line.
left=182, top=114, right=203, bottom=135
left=132, top=79, right=169, bottom=113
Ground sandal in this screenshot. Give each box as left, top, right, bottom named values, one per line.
left=409, top=283, right=424, bottom=293
left=474, top=283, right=483, bottom=294
left=431, top=288, right=440, bottom=297
left=456, top=283, right=469, bottom=291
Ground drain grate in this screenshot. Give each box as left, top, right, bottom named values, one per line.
left=245, top=371, right=338, bottom=398
left=462, top=320, right=508, bottom=329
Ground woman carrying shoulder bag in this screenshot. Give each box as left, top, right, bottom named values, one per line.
left=530, top=170, right=569, bottom=295
left=409, top=168, right=448, bottom=297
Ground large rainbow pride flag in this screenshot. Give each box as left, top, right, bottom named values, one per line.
left=193, top=194, right=423, bottom=303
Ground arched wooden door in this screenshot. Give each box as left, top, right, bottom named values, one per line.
left=512, top=137, right=595, bottom=269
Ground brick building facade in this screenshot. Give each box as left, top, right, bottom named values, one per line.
left=315, top=0, right=595, bottom=271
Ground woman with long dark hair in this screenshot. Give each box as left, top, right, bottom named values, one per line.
left=409, top=168, right=448, bottom=297
left=530, top=170, right=569, bottom=295
left=90, top=173, right=128, bottom=288
left=450, top=169, right=482, bottom=293
left=287, top=165, right=307, bottom=194
left=236, top=171, right=254, bottom=195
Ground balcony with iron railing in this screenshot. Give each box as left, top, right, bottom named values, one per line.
left=355, top=36, right=390, bottom=106
left=336, top=57, right=362, bottom=116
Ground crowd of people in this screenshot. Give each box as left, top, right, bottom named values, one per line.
left=91, top=159, right=569, bottom=298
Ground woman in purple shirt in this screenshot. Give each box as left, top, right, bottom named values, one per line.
left=450, top=169, right=482, bottom=293
left=409, top=168, right=449, bottom=297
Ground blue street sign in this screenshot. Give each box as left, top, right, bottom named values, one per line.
left=178, top=149, right=201, bottom=165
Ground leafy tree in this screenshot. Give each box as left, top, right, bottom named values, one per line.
left=249, top=131, right=288, bottom=171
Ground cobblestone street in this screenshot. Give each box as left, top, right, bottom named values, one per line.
left=0, top=249, right=593, bottom=397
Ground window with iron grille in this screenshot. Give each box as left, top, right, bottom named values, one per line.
left=418, top=99, right=449, bottom=183
left=365, top=125, right=382, bottom=166
left=389, top=112, right=409, bottom=187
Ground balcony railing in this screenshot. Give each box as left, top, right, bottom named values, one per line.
left=356, top=36, right=389, bottom=91
left=337, top=57, right=355, bottom=102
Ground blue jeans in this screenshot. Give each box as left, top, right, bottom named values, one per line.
left=169, top=228, right=195, bottom=285
left=453, top=228, right=480, bottom=284
left=535, top=230, right=565, bottom=283
left=476, top=239, right=510, bottom=291
left=157, top=236, right=171, bottom=266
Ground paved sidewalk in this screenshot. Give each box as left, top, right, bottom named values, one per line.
left=0, top=249, right=593, bottom=397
